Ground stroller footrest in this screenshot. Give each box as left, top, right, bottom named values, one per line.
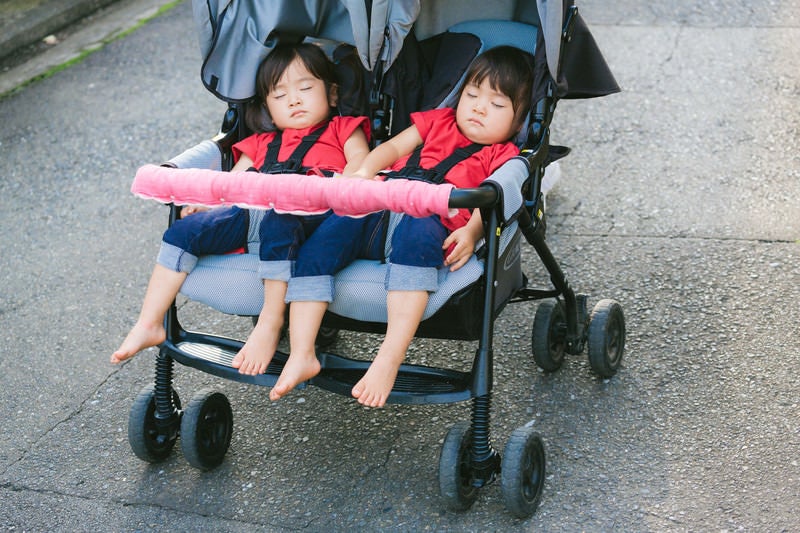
left=169, top=339, right=288, bottom=388
left=162, top=335, right=473, bottom=405
left=312, top=351, right=474, bottom=405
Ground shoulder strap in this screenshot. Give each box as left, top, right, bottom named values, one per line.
left=260, top=131, right=283, bottom=172
left=386, top=142, right=484, bottom=184
left=430, top=143, right=484, bottom=180
left=405, top=144, right=423, bottom=169
left=259, top=123, right=330, bottom=174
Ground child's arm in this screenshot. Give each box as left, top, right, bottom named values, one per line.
left=442, top=209, right=484, bottom=271
left=341, top=127, right=371, bottom=175
left=232, top=153, right=255, bottom=171
left=349, top=125, right=423, bottom=179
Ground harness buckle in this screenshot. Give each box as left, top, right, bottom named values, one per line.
left=263, top=160, right=303, bottom=174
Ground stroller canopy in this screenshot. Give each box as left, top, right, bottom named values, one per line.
left=193, top=0, right=419, bottom=101
left=192, top=0, right=618, bottom=102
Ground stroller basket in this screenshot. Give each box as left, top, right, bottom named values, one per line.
left=124, top=0, right=624, bottom=519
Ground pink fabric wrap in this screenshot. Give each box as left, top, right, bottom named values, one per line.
left=131, top=164, right=457, bottom=219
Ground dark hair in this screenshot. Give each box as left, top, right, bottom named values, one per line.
left=458, top=45, right=535, bottom=135
left=245, top=43, right=338, bottom=132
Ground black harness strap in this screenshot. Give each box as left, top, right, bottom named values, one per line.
left=385, top=142, right=485, bottom=184
left=378, top=141, right=486, bottom=258
left=258, top=123, right=330, bottom=175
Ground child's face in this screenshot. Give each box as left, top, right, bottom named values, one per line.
left=265, top=57, right=334, bottom=131
left=455, top=78, right=517, bottom=145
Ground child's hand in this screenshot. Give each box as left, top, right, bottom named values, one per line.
left=334, top=171, right=378, bottom=180
left=442, top=227, right=476, bottom=271
left=180, top=205, right=209, bottom=217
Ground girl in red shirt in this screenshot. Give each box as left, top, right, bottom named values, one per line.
left=111, top=43, right=369, bottom=372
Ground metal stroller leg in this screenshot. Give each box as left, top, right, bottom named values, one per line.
left=519, top=208, right=588, bottom=354
left=469, top=394, right=501, bottom=486
left=468, top=205, right=502, bottom=485
left=155, top=272, right=184, bottom=428
left=529, top=233, right=588, bottom=354
left=439, top=207, right=503, bottom=511
left=467, top=204, right=506, bottom=488
left=153, top=351, right=181, bottom=430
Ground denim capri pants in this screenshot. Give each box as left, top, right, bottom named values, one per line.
left=157, top=206, right=331, bottom=281
left=286, top=212, right=449, bottom=302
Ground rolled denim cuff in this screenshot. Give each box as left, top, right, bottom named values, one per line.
left=386, top=263, right=439, bottom=292
left=259, top=259, right=293, bottom=282
left=286, top=275, right=335, bottom=303
left=156, top=242, right=198, bottom=274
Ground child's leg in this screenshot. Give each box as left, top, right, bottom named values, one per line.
left=112, top=207, right=249, bottom=364
left=269, top=212, right=384, bottom=400
left=352, top=289, right=428, bottom=407
left=111, top=264, right=186, bottom=363
left=232, top=279, right=287, bottom=375
left=269, top=300, right=327, bottom=400
left=351, top=215, right=446, bottom=407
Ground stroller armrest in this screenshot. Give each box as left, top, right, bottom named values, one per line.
left=165, top=139, right=223, bottom=171
left=449, top=156, right=530, bottom=222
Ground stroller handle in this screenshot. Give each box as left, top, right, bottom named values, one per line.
left=448, top=186, right=499, bottom=209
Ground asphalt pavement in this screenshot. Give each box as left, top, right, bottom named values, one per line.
left=1, top=1, right=798, bottom=531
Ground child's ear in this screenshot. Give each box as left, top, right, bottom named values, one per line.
left=328, top=84, right=339, bottom=107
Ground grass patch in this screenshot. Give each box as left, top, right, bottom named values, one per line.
left=1, top=0, right=183, bottom=100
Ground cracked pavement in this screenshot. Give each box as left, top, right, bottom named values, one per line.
left=1, top=0, right=799, bottom=530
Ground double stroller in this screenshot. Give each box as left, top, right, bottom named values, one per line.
left=126, top=0, right=623, bottom=518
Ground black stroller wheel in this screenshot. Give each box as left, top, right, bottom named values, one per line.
left=438, top=422, right=479, bottom=512
left=532, top=299, right=567, bottom=371
left=501, top=426, right=546, bottom=518
left=587, top=299, right=626, bottom=378
left=128, top=385, right=181, bottom=463
left=180, top=389, right=233, bottom=470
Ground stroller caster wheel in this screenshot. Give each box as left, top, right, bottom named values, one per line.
left=128, top=385, right=181, bottom=463
left=587, top=299, right=626, bottom=378
left=438, top=422, right=479, bottom=512
left=180, top=389, right=233, bottom=470
left=501, top=426, right=546, bottom=518
left=531, top=299, right=566, bottom=371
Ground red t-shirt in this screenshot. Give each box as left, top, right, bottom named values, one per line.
left=232, top=115, right=369, bottom=174
left=394, top=107, right=519, bottom=231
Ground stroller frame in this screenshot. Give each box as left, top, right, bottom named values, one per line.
left=127, top=2, right=625, bottom=518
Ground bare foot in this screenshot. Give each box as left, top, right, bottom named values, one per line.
left=111, top=321, right=166, bottom=363
left=269, top=352, right=321, bottom=401
left=231, top=318, right=281, bottom=375
left=351, top=355, right=402, bottom=408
